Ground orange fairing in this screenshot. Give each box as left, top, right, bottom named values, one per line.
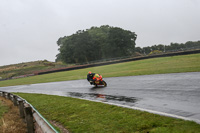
left=89, top=73, right=107, bottom=87
left=93, top=74, right=102, bottom=81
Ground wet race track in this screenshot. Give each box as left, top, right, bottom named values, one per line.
left=0, top=72, right=200, bottom=123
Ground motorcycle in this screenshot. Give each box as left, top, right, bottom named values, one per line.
left=89, top=74, right=107, bottom=87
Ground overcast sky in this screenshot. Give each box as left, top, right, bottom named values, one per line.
left=0, top=0, right=200, bottom=66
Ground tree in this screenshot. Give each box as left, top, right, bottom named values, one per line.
left=56, top=25, right=137, bottom=64
left=106, top=27, right=136, bottom=58
left=133, top=40, right=200, bottom=55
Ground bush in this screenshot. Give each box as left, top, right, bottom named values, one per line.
left=149, top=50, right=162, bottom=55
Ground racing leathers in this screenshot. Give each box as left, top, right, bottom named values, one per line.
left=87, top=72, right=96, bottom=85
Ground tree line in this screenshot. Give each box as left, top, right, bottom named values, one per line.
left=56, top=25, right=199, bottom=64
left=135, top=41, right=200, bottom=55
left=56, top=25, right=137, bottom=64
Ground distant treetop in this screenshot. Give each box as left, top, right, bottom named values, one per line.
left=56, top=25, right=137, bottom=64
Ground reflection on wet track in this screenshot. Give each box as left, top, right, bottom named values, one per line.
left=68, top=92, right=139, bottom=104
left=0, top=72, right=200, bottom=123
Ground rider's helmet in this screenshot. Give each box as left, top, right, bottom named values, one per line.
left=88, top=71, right=92, bottom=74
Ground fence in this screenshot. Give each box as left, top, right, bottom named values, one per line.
left=1, top=49, right=200, bottom=79
left=35, top=49, right=200, bottom=75
left=0, top=91, right=58, bottom=133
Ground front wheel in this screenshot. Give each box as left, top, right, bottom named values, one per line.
left=102, top=80, right=107, bottom=87
left=95, top=84, right=98, bottom=87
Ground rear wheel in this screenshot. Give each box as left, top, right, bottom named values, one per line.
left=102, top=80, right=107, bottom=87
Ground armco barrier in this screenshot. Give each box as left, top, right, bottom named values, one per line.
left=1, top=49, right=200, bottom=80
left=0, top=91, right=58, bottom=133
left=36, top=49, right=200, bottom=75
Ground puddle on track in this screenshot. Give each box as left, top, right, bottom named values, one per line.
left=68, top=92, right=140, bottom=105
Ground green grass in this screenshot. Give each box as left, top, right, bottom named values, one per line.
left=1, top=54, right=199, bottom=132
left=1, top=53, right=200, bottom=87
left=0, top=101, right=8, bottom=117
left=0, top=60, right=69, bottom=79
left=16, top=93, right=200, bottom=133
left=0, top=100, right=8, bottom=126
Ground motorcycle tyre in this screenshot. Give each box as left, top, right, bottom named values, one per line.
left=102, top=80, right=107, bottom=87
left=95, top=84, right=98, bottom=87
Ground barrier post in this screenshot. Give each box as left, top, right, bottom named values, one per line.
left=18, top=100, right=25, bottom=118
left=13, top=95, right=18, bottom=106
left=7, top=93, right=11, bottom=100
left=2, top=92, right=5, bottom=98
left=24, top=104, right=34, bottom=133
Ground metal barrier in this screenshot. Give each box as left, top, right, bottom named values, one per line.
left=1, top=49, right=200, bottom=80
left=0, top=91, right=58, bottom=133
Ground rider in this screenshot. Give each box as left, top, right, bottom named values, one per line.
left=87, top=71, right=100, bottom=85
left=87, top=71, right=95, bottom=84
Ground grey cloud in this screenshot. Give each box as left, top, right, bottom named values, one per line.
left=0, top=0, right=200, bottom=66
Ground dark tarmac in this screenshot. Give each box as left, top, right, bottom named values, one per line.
left=0, top=72, right=200, bottom=123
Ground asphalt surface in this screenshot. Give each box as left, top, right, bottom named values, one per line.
left=0, top=72, right=200, bottom=123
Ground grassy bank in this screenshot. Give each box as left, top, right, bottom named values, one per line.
left=0, top=97, right=27, bottom=132
left=0, top=100, right=8, bottom=121
left=0, top=60, right=69, bottom=79
left=0, top=101, right=8, bottom=129
left=0, top=53, right=200, bottom=87
left=16, top=93, right=200, bottom=133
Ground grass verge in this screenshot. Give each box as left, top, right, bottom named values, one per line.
left=16, top=93, right=200, bottom=133
left=0, top=97, right=27, bottom=132
left=0, top=100, right=8, bottom=122
left=0, top=53, right=200, bottom=87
